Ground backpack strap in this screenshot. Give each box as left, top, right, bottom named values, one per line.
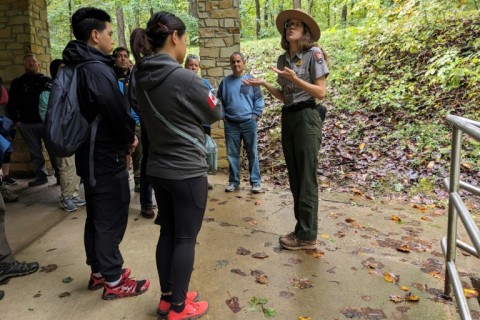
left=75, top=61, right=103, bottom=188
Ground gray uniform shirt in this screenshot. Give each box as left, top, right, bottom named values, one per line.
left=276, top=46, right=330, bottom=107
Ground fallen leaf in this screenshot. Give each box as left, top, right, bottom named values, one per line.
left=406, top=292, right=420, bottom=302
left=368, top=269, right=384, bottom=276
left=288, top=258, right=303, bottom=264
left=62, top=277, right=74, bottom=283
left=279, top=291, right=295, bottom=298
left=289, top=277, right=313, bottom=289
left=427, top=161, right=435, bottom=170
left=321, top=234, right=329, bottom=239
left=391, top=215, right=401, bottom=222
left=58, top=292, right=70, bottom=298
left=397, top=244, right=410, bottom=253
left=384, top=272, right=399, bottom=284
left=352, top=187, right=364, bottom=196
left=298, top=317, right=312, bottom=320
left=40, top=264, right=58, bottom=273
left=256, top=274, right=269, bottom=284
left=33, top=292, right=42, bottom=298
left=400, top=286, right=410, bottom=291
left=231, top=269, right=247, bottom=276
left=254, top=201, right=261, bottom=205
left=361, top=307, right=386, bottom=319
left=305, top=248, right=324, bottom=258
left=464, top=288, right=479, bottom=299
left=251, top=252, right=269, bottom=259
left=250, top=270, right=265, bottom=277
left=345, top=218, right=355, bottom=223
left=226, top=296, right=241, bottom=313
left=361, top=295, right=372, bottom=301
left=359, top=143, right=365, bottom=151
left=389, top=294, right=404, bottom=303
left=429, top=271, right=443, bottom=279
left=462, top=162, right=471, bottom=170
left=236, top=247, right=251, bottom=255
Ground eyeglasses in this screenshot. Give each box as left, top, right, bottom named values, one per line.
left=285, top=21, right=304, bottom=29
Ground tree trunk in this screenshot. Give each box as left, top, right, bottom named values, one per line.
left=255, top=0, right=261, bottom=39
left=69, top=0, right=74, bottom=40
left=264, top=0, right=269, bottom=28
left=327, top=0, right=331, bottom=27
left=293, top=0, right=301, bottom=9
left=134, top=0, right=140, bottom=27
left=116, top=3, right=126, bottom=48
left=342, top=4, right=347, bottom=22
left=307, top=0, right=314, bottom=14
left=189, top=0, right=198, bottom=18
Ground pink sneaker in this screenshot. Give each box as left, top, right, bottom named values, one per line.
left=168, top=300, right=209, bottom=320
left=157, top=291, right=199, bottom=316
left=102, top=271, right=149, bottom=300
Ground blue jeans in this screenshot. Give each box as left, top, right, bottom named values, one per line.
left=224, top=119, right=261, bottom=187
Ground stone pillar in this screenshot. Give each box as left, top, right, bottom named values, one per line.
left=0, top=0, right=52, bottom=177
left=198, top=0, right=240, bottom=169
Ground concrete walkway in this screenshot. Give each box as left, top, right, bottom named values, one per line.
left=0, top=173, right=477, bottom=319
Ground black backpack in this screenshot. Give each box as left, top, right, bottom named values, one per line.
left=44, top=61, right=101, bottom=157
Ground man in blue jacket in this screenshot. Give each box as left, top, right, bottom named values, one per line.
left=218, top=52, right=264, bottom=193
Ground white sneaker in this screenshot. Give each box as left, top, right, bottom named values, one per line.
left=225, top=184, right=239, bottom=192
left=251, top=185, right=261, bottom=193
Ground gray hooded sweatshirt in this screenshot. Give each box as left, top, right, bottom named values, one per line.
left=135, top=53, right=222, bottom=180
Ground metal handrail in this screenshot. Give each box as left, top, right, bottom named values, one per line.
left=443, top=115, right=480, bottom=320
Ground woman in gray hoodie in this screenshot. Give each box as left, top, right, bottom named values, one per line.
left=131, top=11, right=221, bottom=320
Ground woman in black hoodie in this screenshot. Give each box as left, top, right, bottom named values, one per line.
left=131, top=11, right=221, bottom=320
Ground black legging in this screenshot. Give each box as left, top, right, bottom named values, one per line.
left=149, top=175, right=207, bottom=305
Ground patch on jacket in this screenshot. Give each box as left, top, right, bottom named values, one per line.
left=207, top=91, right=218, bottom=110
left=313, top=50, right=324, bottom=65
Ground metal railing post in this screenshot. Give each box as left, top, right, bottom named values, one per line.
left=444, top=126, right=461, bottom=296
left=442, top=115, right=480, bottom=320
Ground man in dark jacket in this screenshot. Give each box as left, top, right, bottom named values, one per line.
left=7, top=54, right=59, bottom=186
left=61, top=7, right=149, bottom=300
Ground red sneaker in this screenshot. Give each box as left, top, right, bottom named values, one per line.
left=157, top=291, right=199, bottom=316
left=167, top=300, right=208, bottom=320
left=88, top=268, right=131, bottom=291
left=102, top=274, right=150, bottom=300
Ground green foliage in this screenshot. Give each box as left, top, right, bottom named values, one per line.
left=248, top=296, right=277, bottom=318
left=47, top=0, right=197, bottom=58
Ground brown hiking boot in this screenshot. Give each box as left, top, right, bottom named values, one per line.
left=279, top=231, right=295, bottom=242
left=280, top=234, right=317, bottom=250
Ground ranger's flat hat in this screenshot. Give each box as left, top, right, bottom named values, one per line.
left=276, top=9, right=321, bottom=42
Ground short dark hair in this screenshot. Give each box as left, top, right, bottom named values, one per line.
left=113, top=47, right=130, bottom=57
left=50, top=59, right=64, bottom=79
left=23, top=53, right=36, bottom=60
left=71, top=7, right=111, bottom=42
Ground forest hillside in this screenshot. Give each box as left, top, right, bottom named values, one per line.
left=241, top=14, right=480, bottom=205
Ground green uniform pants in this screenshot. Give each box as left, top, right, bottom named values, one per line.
left=281, top=107, right=322, bottom=241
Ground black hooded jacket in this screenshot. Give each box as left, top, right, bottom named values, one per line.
left=62, top=40, right=135, bottom=178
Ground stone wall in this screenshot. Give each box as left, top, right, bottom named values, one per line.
left=198, top=0, right=241, bottom=170
left=0, top=0, right=52, bottom=176
left=0, top=0, right=50, bottom=85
